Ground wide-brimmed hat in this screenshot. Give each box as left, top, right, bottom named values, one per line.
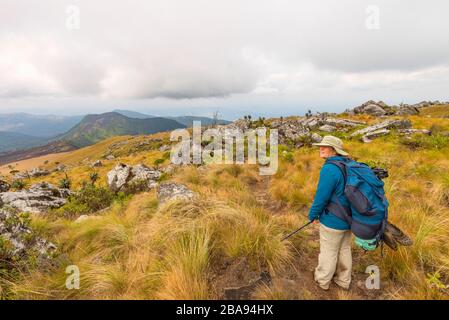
left=312, top=135, right=349, bottom=156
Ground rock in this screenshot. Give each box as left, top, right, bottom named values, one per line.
left=270, top=118, right=315, bottom=146
left=362, top=129, right=390, bottom=143
left=107, top=164, right=132, bottom=192
left=105, top=155, right=115, bottom=160
left=0, top=179, right=10, bottom=192
left=162, top=165, right=175, bottom=175
left=322, top=118, right=366, bottom=127
left=157, top=182, right=195, bottom=204
left=107, top=163, right=161, bottom=192
left=377, top=100, right=388, bottom=108
left=159, top=145, right=171, bottom=152
left=351, top=119, right=412, bottom=138
left=0, top=182, right=69, bottom=214
left=0, top=207, right=56, bottom=264
left=130, top=164, right=161, bottom=183
left=353, top=101, right=388, bottom=116
left=75, top=214, right=100, bottom=224
left=92, top=160, right=103, bottom=167
left=396, top=105, right=420, bottom=115
left=55, top=164, right=66, bottom=172
left=311, top=133, right=323, bottom=143
left=398, top=129, right=431, bottom=135
left=14, top=172, right=29, bottom=180
left=299, top=117, right=321, bottom=130
left=319, top=124, right=337, bottom=132
left=362, top=104, right=387, bottom=116
left=28, top=168, right=50, bottom=178
left=226, top=118, right=251, bottom=131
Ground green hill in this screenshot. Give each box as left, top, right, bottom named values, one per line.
left=59, top=112, right=186, bottom=148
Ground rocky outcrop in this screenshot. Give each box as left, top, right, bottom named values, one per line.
left=352, top=101, right=389, bottom=116
left=28, top=168, right=50, bottom=178
left=0, top=179, right=10, bottom=192
left=396, top=105, right=420, bottom=115
left=159, top=145, right=171, bottom=152
left=157, top=182, right=195, bottom=204
left=225, top=118, right=252, bottom=132
left=107, top=164, right=131, bottom=192
left=55, top=164, right=66, bottom=172
left=270, top=116, right=365, bottom=147
left=349, top=100, right=448, bottom=117
left=398, top=129, right=431, bottom=135
left=0, top=207, right=56, bottom=264
left=107, top=163, right=161, bottom=192
left=351, top=119, right=412, bottom=142
left=361, top=129, right=390, bottom=143
left=319, top=124, right=336, bottom=132
left=13, top=172, right=29, bottom=180
left=0, top=182, right=69, bottom=214
left=12, top=168, right=50, bottom=180
left=92, top=160, right=103, bottom=167
left=322, top=118, right=366, bottom=128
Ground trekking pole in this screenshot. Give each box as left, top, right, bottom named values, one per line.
left=281, top=220, right=314, bottom=241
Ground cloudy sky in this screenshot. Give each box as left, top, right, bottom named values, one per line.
left=1, top=0, right=448, bottom=119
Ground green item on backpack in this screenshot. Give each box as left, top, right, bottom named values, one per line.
left=354, top=237, right=377, bottom=251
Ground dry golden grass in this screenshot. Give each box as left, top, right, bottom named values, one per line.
left=0, top=152, right=72, bottom=176
left=5, top=106, right=449, bottom=300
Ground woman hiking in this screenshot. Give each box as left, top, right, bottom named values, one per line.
left=308, top=135, right=352, bottom=291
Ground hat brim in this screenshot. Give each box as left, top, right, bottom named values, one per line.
left=312, top=143, right=349, bottom=156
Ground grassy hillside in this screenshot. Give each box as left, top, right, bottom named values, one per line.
left=1, top=106, right=449, bottom=300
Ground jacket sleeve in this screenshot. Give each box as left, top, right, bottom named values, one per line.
left=308, top=164, right=340, bottom=221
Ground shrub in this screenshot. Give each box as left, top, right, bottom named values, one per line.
left=281, top=151, right=294, bottom=163
left=11, top=180, right=26, bottom=190
left=55, top=185, right=114, bottom=218
left=75, top=185, right=114, bottom=212
left=58, top=177, right=72, bottom=189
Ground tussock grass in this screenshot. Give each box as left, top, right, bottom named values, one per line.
left=10, top=184, right=296, bottom=299
left=6, top=108, right=449, bottom=300
left=269, top=119, right=449, bottom=299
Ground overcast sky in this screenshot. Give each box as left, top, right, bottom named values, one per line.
left=1, top=0, right=448, bottom=119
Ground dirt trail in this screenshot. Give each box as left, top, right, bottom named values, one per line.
left=247, top=175, right=383, bottom=300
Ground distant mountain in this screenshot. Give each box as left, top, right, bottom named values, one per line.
left=113, top=109, right=231, bottom=126
left=0, top=132, right=48, bottom=153
left=112, top=109, right=156, bottom=119
left=59, top=112, right=187, bottom=148
left=0, top=113, right=83, bottom=138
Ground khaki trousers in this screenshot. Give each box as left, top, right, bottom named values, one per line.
left=314, top=224, right=352, bottom=290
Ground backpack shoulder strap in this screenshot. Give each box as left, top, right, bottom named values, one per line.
left=324, top=159, right=352, bottom=224
left=326, top=160, right=348, bottom=185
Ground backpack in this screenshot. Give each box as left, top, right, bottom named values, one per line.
left=325, top=159, right=389, bottom=251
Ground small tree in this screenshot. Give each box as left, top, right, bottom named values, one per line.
left=58, top=173, right=72, bottom=189
left=89, top=172, right=99, bottom=186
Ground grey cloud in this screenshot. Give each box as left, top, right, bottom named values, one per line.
left=0, top=0, right=448, bottom=106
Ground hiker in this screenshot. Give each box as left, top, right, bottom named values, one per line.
left=308, top=135, right=352, bottom=291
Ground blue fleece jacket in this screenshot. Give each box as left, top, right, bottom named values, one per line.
left=308, top=156, right=351, bottom=230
